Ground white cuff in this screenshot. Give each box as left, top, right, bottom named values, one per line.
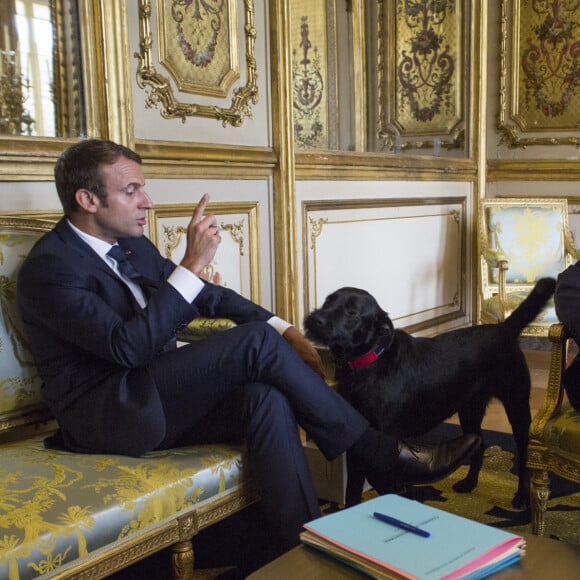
left=168, top=265, right=205, bottom=303
left=268, top=316, right=292, bottom=335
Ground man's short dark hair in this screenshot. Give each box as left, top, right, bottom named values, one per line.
left=54, top=139, right=142, bottom=215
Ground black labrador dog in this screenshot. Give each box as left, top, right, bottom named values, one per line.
left=304, top=278, right=556, bottom=509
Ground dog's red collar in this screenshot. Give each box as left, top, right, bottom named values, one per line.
left=348, top=347, right=385, bottom=370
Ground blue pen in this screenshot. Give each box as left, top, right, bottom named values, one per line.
left=373, top=511, right=430, bottom=537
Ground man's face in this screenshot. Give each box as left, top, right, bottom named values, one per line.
left=91, top=156, right=153, bottom=243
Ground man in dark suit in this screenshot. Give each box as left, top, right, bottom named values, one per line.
left=555, top=262, right=580, bottom=410
left=18, top=139, right=479, bottom=554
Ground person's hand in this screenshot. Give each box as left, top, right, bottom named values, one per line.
left=180, top=193, right=221, bottom=276
left=283, top=326, right=326, bottom=379
left=199, top=270, right=222, bottom=285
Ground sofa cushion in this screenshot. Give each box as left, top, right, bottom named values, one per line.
left=543, top=402, right=580, bottom=455
left=0, top=223, right=53, bottom=431
left=0, top=434, right=248, bottom=580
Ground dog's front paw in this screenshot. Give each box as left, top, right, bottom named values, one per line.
left=452, top=477, right=478, bottom=494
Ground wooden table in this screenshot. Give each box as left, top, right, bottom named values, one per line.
left=248, top=533, right=580, bottom=579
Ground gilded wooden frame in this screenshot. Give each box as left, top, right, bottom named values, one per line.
left=148, top=202, right=261, bottom=302
left=157, top=0, right=239, bottom=98
left=135, top=0, right=258, bottom=127
left=0, top=0, right=81, bottom=138
left=0, top=0, right=133, bottom=179
left=377, top=0, right=467, bottom=152
left=51, top=0, right=84, bottom=137
left=498, top=0, right=580, bottom=148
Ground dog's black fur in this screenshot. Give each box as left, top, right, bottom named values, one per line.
left=304, top=278, right=556, bottom=509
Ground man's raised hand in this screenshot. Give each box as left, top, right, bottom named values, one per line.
left=179, top=193, right=221, bottom=276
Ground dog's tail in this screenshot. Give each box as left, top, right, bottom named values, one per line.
left=501, top=277, right=556, bottom=335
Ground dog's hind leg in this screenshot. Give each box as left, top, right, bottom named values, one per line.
left=452, top=403, right=487, bottom=494
left=501, top=387, right=532, bottom=510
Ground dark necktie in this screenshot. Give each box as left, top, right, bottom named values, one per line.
left=107, top=245, right=159, bottom=293
left=107, top=245, right=173, bottom=349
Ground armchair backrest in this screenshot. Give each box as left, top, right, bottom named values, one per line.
left=0, top=217, right=55, bottom=435
left=479, top=198, right=576, bottom=300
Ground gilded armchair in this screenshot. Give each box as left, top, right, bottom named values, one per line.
left=478, top=198, right=577, bottom=336
left=527, top=322, right=580, bottom=536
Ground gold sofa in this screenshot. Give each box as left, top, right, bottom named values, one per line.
left=0, top=216, right=257, bottom=580
left=478, top=198, right=577, bottom=336
left=527, top=322, right=580, bottom=536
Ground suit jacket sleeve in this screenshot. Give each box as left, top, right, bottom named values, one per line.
left=18, top=233, right=274, bottom=372
left=193, top=282, right=273, bottom=324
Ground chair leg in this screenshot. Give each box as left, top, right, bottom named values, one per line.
left=171, top=539, right=194, bottom=580
left=530, top=468, right=550, bottom=536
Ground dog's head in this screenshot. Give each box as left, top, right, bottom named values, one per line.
left=304, top=287, right=394, bottom=362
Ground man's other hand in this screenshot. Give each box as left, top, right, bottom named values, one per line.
left=283, top=326, right=325, bottom=379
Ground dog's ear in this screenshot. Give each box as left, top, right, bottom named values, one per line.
left=377, top=309, right=394, bottom=337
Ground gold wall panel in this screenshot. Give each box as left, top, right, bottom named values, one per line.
left=290, top=0, right=337, bottom=149
left=377, top=0, right=467, bottom=152
left=157, top=0, right=239, bottom=98
left=135, top=0, right=258, bottom=126
left=498, top=0, right=580, bottom=148
left=148, top=202, right=260, bottom=302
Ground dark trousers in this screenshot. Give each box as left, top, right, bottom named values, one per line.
left=146, top=322, right=371, bottom=552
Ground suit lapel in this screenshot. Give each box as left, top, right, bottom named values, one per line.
left=54, top=219, right=159, bottom=309
left=54, top=218, right=113, bottom=276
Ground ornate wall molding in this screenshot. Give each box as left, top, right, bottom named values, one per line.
left=377, top=0, right=467, bottom=152
left=290, top=0, right=338, bottom=150
left=488, top=158, right=580, bottom=180
left=135, top=0, right=258, bottom=127
left=148, top=202, right=260, bottom=301
left=135, top=139, right=276, bottom=179
left=498, top=0, right=580, bottom=148
left=296, top=149, right=477, bottom=180
left=0, top=0, right=131, bottom=178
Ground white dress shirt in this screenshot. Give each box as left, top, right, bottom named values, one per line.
left=67, top=220, right=290, bottom=334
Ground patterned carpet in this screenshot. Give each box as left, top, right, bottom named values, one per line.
left=413, top=424, right=580, bottom=545
left=114, top=425, right=580, bottom=578
left=321, top=424, right=580, bottom=547
left=405, top=449, right=580, bottom=545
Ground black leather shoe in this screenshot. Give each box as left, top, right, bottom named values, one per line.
left=396, top=434, right=482, bottom=486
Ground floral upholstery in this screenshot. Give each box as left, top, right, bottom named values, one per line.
left=0, top=437, right=247, bottom=579
left=478, top=198, right=577, bottom=336
left=541, top=403, right=580, bottom=454
left=0, top=219, right=54, bottom=431
left=528, top=323, right=580, bottom=536
left=179, top=317, right=236, bottom=340
left=0, top=216, right=255, bottom=580
left=481, top=290, right=558, bottom=325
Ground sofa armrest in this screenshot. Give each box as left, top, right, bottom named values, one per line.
left=529, top=322, right=569, bottom=441
left=178, top=318, right=236, bottom=342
